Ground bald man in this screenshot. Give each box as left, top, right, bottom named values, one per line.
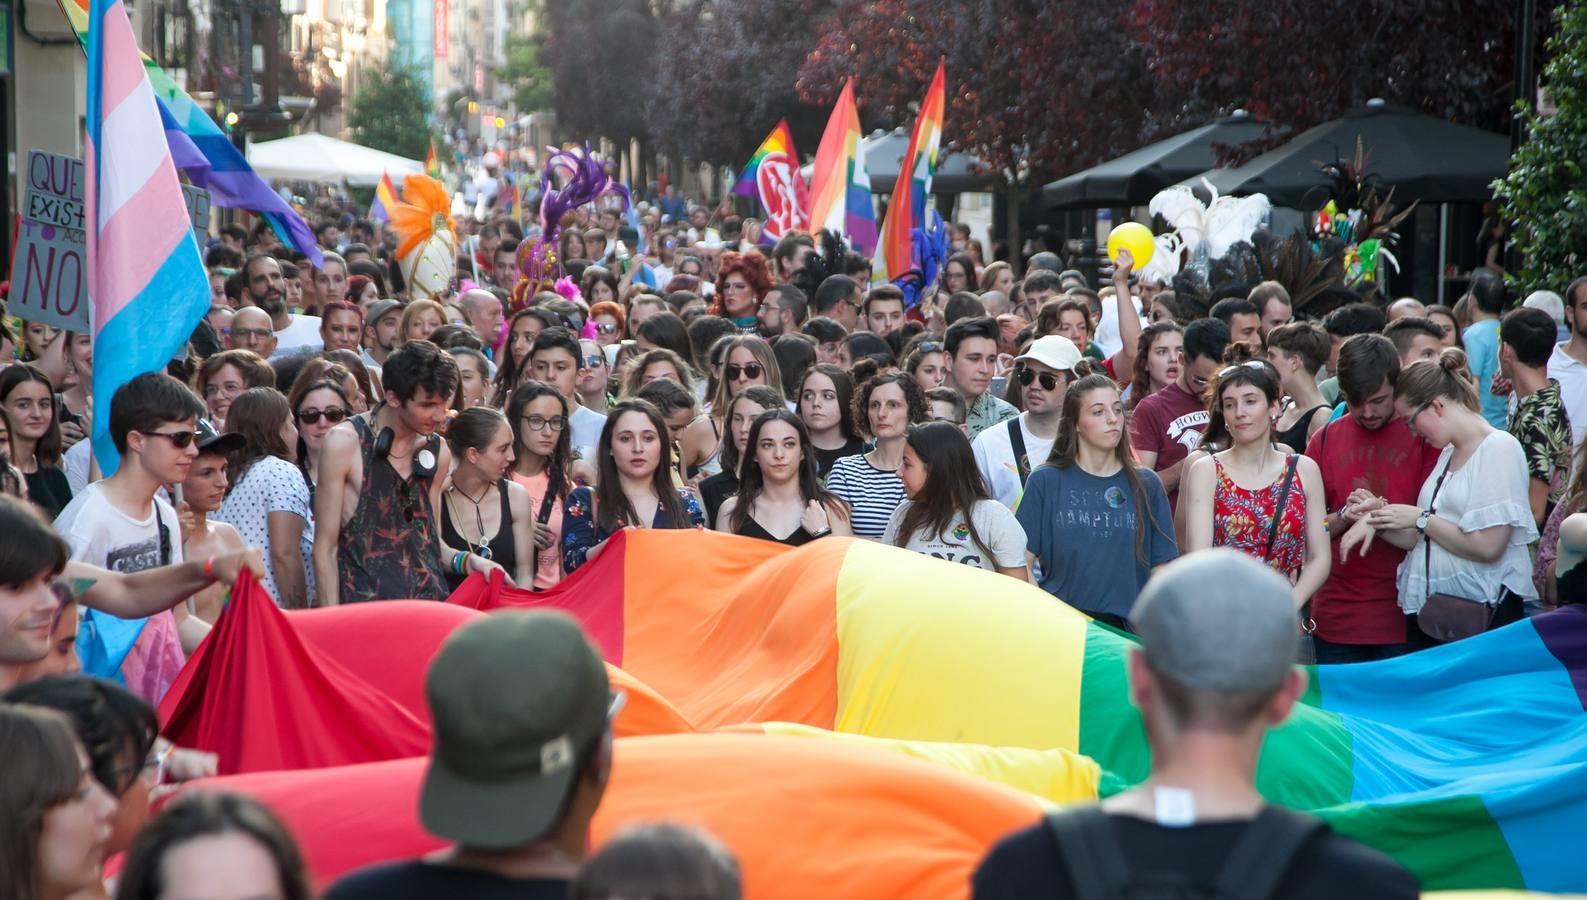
left=460, top=288, right=505, bottom=355
left=230, top=307, right=277, bottom=358
left=1386, top=297, right=1426, bottom=322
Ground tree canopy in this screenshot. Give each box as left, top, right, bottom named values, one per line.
left=346, top=63, right=433, bottom=161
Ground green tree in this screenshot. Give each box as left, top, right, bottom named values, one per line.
left=1496, top=2, right=1587, bottom=296
left=501, top=32, right=554, bottom=115
left=346, top=63, right=433, bottom=161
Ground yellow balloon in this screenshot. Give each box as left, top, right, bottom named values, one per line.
left=1106, top=221, right=1155, bottom=269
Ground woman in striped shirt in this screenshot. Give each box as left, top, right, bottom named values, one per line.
left=827, top=372, right=928, bottom=539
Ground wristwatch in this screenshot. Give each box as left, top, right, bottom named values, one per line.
left=1415, top=509, right=1431, bottom=534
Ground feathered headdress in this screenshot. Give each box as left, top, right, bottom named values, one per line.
left=511, top=145, right=630, bottom=311
left=389, top=175, right=457, bottom=301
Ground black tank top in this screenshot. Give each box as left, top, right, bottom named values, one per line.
left=440, top=479, right=517, bottom=591
left=734, top=515, right=819, bottom=547
left=1275, top=405, right=1328, bottom=452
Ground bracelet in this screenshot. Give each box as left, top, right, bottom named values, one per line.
left=454, top=551, right=470, bottom=575
left=203, top=555, right=216, bottom=579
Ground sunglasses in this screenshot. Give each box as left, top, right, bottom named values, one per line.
left=523, top=414, right=569, bottom=432
left=297, top=407, right=348, bottom=425
left=1015, top=367, right=1062, bottom=391
left=1217, top=360, right=1269, bottom=379
left=915, top=340, right=943, bottom=354
left=596, top=323, right=621, bottom=335
left=725, top=363, right=764, bottom=381
left=142, top=430, right=201, bottom=449
left=583, top=354, right=605, bottom=369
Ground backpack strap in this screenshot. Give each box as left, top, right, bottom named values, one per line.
left=1043, top=807, right=1131, bottom=900
left=1007, top=417, right=1032, bottom=488
left=1211, top=807, right=1329, bottom=900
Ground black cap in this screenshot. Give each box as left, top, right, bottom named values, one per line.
left=196, top=418, right=245, bottom=454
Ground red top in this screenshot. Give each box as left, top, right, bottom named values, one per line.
left=1212, top=454, right=1307, bottom=577
left=1304, top=416, right=1442, bottom=644
left=1128, top=380, right=1208, bottom=508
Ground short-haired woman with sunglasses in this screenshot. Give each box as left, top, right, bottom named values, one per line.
left=287, top=379, right=350, bottom=489
left=441, top=407, right=534, bottom=591
left=1180, top=349, right=1330, bottom=608
left=216, top=389, right=314, bottom=608
left=508, top=382, right=574, bottom=590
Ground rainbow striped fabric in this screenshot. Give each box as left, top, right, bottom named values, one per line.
left=732, top=119, right=809, bottom=242
left=162, top=532, right=1587, bottom=893
left=808, top=79, right=876, bottom=255
left=369, top=172, right=399, bottom=224
left=56, top=0, right=321, bottom=266
left=84, top=0, right=210, bottom=474
left=874, top=59, right=946, bottom=283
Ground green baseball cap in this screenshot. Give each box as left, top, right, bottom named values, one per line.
left=420, top=610, right=611, bottom=849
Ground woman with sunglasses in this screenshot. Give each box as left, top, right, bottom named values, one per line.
left=1181, top=350, right=1330, bottom=607
left=563, top=399, right=705, bottom=573
left=717, top=409, right=852, bottom=546
left=508, top=382, right=574, bottom=590
left=576, top=339, right=614, bottom=415
left=797, top=365, right=865, bottom=478
left=1340, top=350, right=1538, bottom=636
left=215, top=389, right=314, bottom=608
left=904, top=338, right=949, bottom=393
left=287, top=379, right=350, bottom=489
left=828, top=373, right=929, bottom=540
left=699, top=386, right=784, bottom=527
left=590, top=301, right=627, bottom=347
left=1017, top=368, right=1177, bottom=624
left=886, top=421, right=1026, bottom=578
left=0, top=364, right=72, bottom=517
left=441, top=407, right=533, bottom=592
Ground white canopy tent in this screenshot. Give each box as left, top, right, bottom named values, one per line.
left=246, top=133, right=423, bottom=188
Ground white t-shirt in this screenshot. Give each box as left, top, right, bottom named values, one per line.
left=881, top=498, right=1028, bottom=571
left=1548, top=342, right=1587, bottom=449
left=272, top=314, right=324, bottom=359
left=973, top=413, right=1056, bottom=512
left=63, top=438, right=93, bottom=495
left=570, top=404, right=607, bottom=463
left=1396, top=431, right=1539, bottom=611
left=53, top=482, right=186, bottom=703
left=215, top=456, right=315, bottom=605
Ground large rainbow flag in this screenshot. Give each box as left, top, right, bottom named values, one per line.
left=161, top=532, right=1587, bottom=893
left=874, top=59, right=946, bottom=283
left=732, top=119, right=809, bottom=243
left=56, top=0, right=322, bottom=266
left=807, top=79, right=876, bottom=255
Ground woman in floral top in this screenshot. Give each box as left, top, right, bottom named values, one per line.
left=1181, top=352, right=1330, bottom=608
left=563, top=399, right=704, bottom=573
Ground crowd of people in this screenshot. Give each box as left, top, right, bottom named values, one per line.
left=2, top=177, right=1585, bottom=896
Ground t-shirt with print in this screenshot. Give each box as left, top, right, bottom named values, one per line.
left=1508, top=380, right=1573, bottom=510
left=1128, top=380, right=1208, bottom=508
left=1304, top=416, right=1440, bottom=645
left=54, top=482, right=186, bottom=705
left=215, top=455, right=315, bottom=605
left=1015, top=464, right=1177, bottom=621
left=881, top=498, right=1028, bottom=570
left=973, top=414, right=1056, bottom=512
left=569, top=404, right=606, bottom=463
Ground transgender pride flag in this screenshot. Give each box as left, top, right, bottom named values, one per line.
left=85, top=0, right=209, bottom=475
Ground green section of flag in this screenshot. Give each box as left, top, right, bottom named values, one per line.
left=1323, top=793, right=1525, bottom=890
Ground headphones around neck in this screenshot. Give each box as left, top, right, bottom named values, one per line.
left=373, top=424, right=440, bottom=480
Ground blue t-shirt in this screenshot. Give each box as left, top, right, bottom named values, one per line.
left=1462, top=318, right=1507, bottom=428
left=1015, top=464, right=1178, bottom=620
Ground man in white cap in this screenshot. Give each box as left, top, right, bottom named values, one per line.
left=973, top=335, right=1081, bottom=511
left=325, top=609, right=621, bottom=898
left=973, top=550, right=1418, bottom=899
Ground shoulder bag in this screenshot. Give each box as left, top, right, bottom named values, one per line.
left=1416, top=461, right=1495, bottom=643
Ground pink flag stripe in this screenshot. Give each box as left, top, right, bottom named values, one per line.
left=96, top=0, right=146, bottom=115
left=99, top=93, right=172, bottom=218
left=93, top=176, right=193, bottom=325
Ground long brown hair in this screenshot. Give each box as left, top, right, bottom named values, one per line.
left=0, top=704, right=85, bottom=900
left=1047, top=365, right=1163, bottom=565
left=895, top=421, right=995, bottom=561
left=507, top=381, right=572, bottom=503
left=594, top=399, right=689, bottom=533
left=0, top=364, right=63, bottom=468
left=730, top=409, right=845, bottom=533
left=1127, top=322, right=1182, bottom=410
left=225, top=388, right=298, bottom=490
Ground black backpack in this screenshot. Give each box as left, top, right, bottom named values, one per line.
left=1044, top=805, right=1328, bottom=900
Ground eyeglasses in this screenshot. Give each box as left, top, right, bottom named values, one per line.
left=523, top=414, right=568, bottom=431
left=1015, top=367, right=1062, bottom=391
left=596, top=322, right=620, bottom=335
left=725, top=363, right=763, bottom=381
left=231, top=327, right=273, bottom=341
left=114, top=745, right=170, bottom=791
left=297, top=407, right=348, bottom=425
left=142, top=430, right=201, bottom=449
left=1404, top=402, right=1432, bottom=433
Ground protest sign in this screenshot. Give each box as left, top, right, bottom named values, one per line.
left=8, top=150, right=90, bottom=332
left=182, top=183, right=212, bottom=249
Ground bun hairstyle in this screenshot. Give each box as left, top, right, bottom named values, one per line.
left=1070, top=358, right=1099, bottom=379
left=1394, top=347, right=1480, bottom=413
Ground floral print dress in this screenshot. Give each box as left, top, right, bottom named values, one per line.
left=562, top=486, right=705, bottom=573
left=1211, top=454, right=1306, bottom=577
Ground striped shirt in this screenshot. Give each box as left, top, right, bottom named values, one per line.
left=826, top=454, right=906, bottom=539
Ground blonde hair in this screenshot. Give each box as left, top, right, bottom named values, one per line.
left=398, top=299, right=446, bottom=344
left=1394, top=347, right=1479, bottom=412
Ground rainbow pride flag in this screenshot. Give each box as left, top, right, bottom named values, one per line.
left=808, top=80, right=876, bottom=255
left=369, top=171, right=399, bottom=224
left=733, top=119, right=809, bottom=243
left=874, top=60, right=946, bottom=283
left=160, top=532, right=1587, bottom=892
left=55, top=0, right=321, bottom=266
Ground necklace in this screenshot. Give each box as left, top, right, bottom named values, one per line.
left=446, top=480, right=495, bottom=559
